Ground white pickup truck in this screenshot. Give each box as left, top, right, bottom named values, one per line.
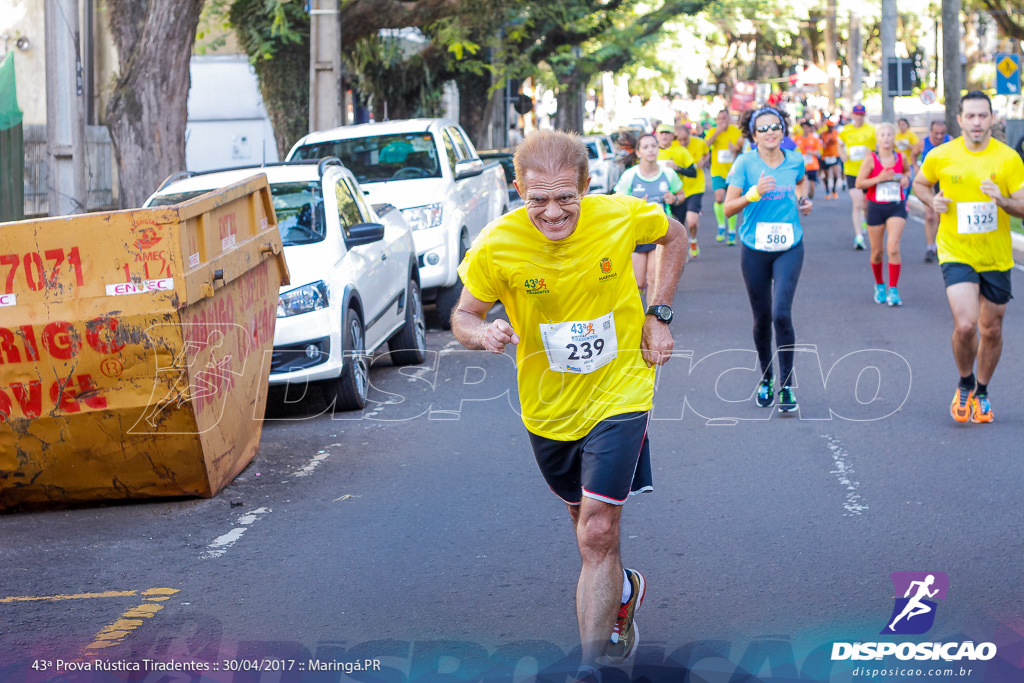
left=287, top=118, right=509, bottom=326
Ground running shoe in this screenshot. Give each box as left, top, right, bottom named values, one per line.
left=970, top=394, right=994, bottom=423
left=689, top=241, right=700, bottom=259
left=874, top=284, right=886, bottom=304
left=778, top=386, right=798, bottom=413
left=950, top=385, right=973, bottom=423
left=727, top=231, right=736, bottom=246
left=755, top=378, right=774, bottom=407
left=716, top=227, right=726, bottom=242
left=606, top=568, right=645, bottom=662
left=886, top=287, right=902, bottom=307
left=925, top=247, right=937, bottom=263
left=574, top=666, right=601, bottom=683
left=832, top=192, right=839, bottom=199
left=854, top=234, right=866, bottom=250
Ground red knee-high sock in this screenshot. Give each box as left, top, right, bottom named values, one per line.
left=871, top=262, right=884, bottom=285
left=888, top=263, right=901, bottom=287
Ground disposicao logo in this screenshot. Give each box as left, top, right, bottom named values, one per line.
left=883, top=571, right=948, bottom=635
left=831, top=571, right=997, bottom=663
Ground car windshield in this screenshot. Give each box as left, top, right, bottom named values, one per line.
left=148, top=181, right=326, bottom=247
left=291, top=133, right=442, bottom=183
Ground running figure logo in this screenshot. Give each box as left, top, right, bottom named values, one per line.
left=882, top=571, right=949, bottom=635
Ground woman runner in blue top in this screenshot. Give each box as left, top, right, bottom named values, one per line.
left=724, top=107, right=814, bottom=413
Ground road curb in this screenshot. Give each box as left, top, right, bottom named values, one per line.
left=907, top=195, right=1024, bottom=266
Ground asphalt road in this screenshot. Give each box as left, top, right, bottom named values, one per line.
left=2, top=185, right=1023, bottom=683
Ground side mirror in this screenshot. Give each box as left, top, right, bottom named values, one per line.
left=454, top=158, right=484, bottom=180
left=345, top=222, right=385, bottom=247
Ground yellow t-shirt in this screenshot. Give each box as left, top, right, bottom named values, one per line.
left=708, top=124, right=743, bottom=178
left=457, top=195, right=668, bottom=440
left=682, top=137, right=710, bottom=197
left=838, top=123, right=876, bottom=176
left=895, top=129, right=920, bottom=157
left=657, top=142, right=695, bottom=192
left=919, top=137, right=1024, bottom=272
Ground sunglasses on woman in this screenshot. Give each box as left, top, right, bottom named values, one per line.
left=755, top=123, right=784, bottom=133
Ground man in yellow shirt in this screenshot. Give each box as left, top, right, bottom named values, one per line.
left=677, top=121, right=710, bottom=258
left=838, top=104, right=876, bottom=249
left=912, top=90, right=1024, bottom=424
left=706, top=109, right=744, bottom=244
left=451, top=130, right=686, bottom=676
left=655, top=123, right=698, bottom=256
left=895, top=117, right=922, bottom=172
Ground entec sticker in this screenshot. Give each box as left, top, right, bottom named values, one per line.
left=105, top=278, right=175, bottom=296
left=0, top=293, right=15, bottom=307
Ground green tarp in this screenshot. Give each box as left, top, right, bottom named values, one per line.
left=0, top=51, right=25, bottom=221
left=0, top=51, right=23, bottom=130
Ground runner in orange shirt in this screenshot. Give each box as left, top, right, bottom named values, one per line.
left=819, top=120, right=841, bottom=199
left=794, top=121, right=823, bottom=201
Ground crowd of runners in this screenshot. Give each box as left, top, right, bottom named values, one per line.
left=450, top=90, right=1023, bottom=682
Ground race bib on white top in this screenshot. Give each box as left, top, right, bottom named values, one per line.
left=754, top=222, right=795, bottom=252
left=802, top=153, right=816, bottom=166
left=716, top=149, right=735, bottom=164
left=849, top=145, right=868, bottom=161
left=875, top=181, right=902, bottom=203
left=896, top=139, right=910, bottom=150
left=823, top=156, right=838, bottom=164
left=539, top=311, right=617, bottom=374
left=956, top=201, right=997, bottom=234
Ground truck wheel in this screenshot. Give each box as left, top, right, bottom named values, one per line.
left=388, top=279, right=426, bottom=366
left=435, top=232, right=469, bottom=330
left=329, top=308, right=368, bottom=411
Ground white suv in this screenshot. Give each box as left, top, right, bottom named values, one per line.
left=146, top=159, right=426, bottom=410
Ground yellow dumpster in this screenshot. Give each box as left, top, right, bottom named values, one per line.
left=0, top=175, right=289, bottom=509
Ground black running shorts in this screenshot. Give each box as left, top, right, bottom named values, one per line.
left=866, top=200, right=908, bottom=225
left=846, top=174, right=859, bottom=190
left=528, top=411, right=653, bottom=506
left=683, top=192, right=703, bottom=215
left=940, top=262, right=1013, bottom=305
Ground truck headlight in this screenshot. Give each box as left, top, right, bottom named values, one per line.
left=278, top=281, right=329, bottom=318
left=401, top=203, right=443, bottom=231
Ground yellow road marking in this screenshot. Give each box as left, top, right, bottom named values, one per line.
left=0, top=588, right=180, bottom=654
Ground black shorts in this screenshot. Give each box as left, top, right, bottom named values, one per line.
left=669, top=201, right=688, bottom=224
left=528, top=411, right=653, bottom=505
left=865, top=201, right=908, bottom=225
left=683, top=193, right=703, bottom=215
left=940, top=262, right=1013, bottom=305
left=805, top=170, right=818, bottom=183
left=846, top=175, right=859, bottom=190
left=634, top=243, right=656, bottom=254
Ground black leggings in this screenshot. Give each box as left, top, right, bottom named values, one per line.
left=740, top=241, right=804, bottom=386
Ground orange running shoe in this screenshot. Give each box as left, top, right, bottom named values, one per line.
left=950, top=385, right=973, bottom=423
left=970, top=394, right=994, bottom=423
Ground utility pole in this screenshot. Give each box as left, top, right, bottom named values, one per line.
left=880, top=0, right=897, bottom=122
left=309, top=0, right=344, bottom=133
left=942, top=0, right=962, bottom=136
left=849, top=10, right=863, bottom=105
left=44, top=0, right=87, bottom=216
left=825, top=0, right=838, bottom=108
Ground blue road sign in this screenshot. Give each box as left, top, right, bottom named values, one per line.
left=996, top=53, right=1020, bottom=95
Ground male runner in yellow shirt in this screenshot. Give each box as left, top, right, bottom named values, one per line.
left=677, top=121, right=710, bottom=258
left=656, top=123, right=698, bottom=256
left=839, top=104, right=876, bottom=249
left=913, top=90, right=1024, bottom=424
left=706, top=109, right=744, bottom=244
left=452, top=130, right=687, bottom=678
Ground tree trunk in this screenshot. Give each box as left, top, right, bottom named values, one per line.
left=942, top=0, right=962, bottom=136
left=105, top=0, right=203, bottom=208
left=825, top=0, right=837, bottom=107
left=554, top=77, right=585, bottom=134
left=456, top=70, right=497, bottom=149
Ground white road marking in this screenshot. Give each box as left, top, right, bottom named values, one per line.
left=823, top=436, right=868, bottom=516
left=292, top=443, right=342, bottom=478
left=203, top=507, right=271, bottom=559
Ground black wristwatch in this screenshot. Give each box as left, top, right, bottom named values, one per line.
left=646, top=304, right=673, bottom=324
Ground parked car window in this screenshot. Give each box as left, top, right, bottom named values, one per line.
left=600, top=138, right=614, bottom=156
left=334, top=178, right=364, bottom=235
left=274, top=182, right=327, bottom=246
left=149, top=182, right=326, bottom=247
left=446, top=127, right=473, bottom=162
left=342, top=176, right=374, bottom=222
left=583, top=141, right=599, bottom=160
left=291, top=134, right=441, bottom=184
left=442, top=131, right=460, bottom=175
